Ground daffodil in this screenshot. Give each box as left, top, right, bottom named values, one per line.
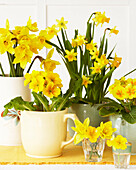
left=97, top=121, right=116, bottom=139
left=27, top=16, right=39, bottom=32
left=82, top=75, right=92, bottom=88
left=0, top=19, right=10, bottom=36
left=86, top=40, right=97, bottom=51
left=74, top=34, right=87, bottom=46
left=71, top=39, right=78, bottom=47
left=16, top=27, right=30, bottom=42
left=96, top=54, right=109, bottom=67
left=46, top=25, right=59, bottom=38
left=110, top=53, right=122, bottom=68
left=29, top=37, right=42, bottom=54
left=86, top=126, right=99, bottom=143
left=90, top=49, right=99, bottom=60
left=93, top=11, right=110, bottom=27
left=38, top=30, right=52, bottom=49
left=56, top=17, right=68, bottom=29
left=40, top=48, right=60, bottom=72
left=24, top=73, right=33, bottom=86
left=29, top=76, right=44, bottom=93
left=0, top=34, right=15, bottom=54
left=109, top=26, right=119, bottom=36
left=43, top=82, right=60, bottom=98
left=65, top=49, right=77, bottom=62
left=90, top=62, right=102, bottom=74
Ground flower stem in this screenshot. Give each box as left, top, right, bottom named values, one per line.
left=7, top=52, right=16, bottom=77
left=0, top=62, right=5, bottom=77
left=122, top=68, right=136, bottom=78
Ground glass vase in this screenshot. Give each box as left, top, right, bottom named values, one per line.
left=113, top=143, right=132, bottom=169
left=82, top=138, right=105, bottom=162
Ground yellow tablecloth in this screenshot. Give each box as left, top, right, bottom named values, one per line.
left=0, top=143, right=135, bottom=165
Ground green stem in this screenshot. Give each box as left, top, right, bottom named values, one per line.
left=57, top=35, right=66, bottom=55
left=122, top=68, right=136, bottom=78
left=87, top=13, right=95, bottom=23
left=46, top=40, right=63, bottom=52
left=0, top=63, right=5, bottom=77
left=7, top=52, right=16, bottom=77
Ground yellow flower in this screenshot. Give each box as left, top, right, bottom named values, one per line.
left=12, top=26, right=24, bottom=37
left=38, top=30, right=52, bottom=49
left=29, top=76, right=44, bottom=93
left=110, top=53, right=122, bottom=68
left=86, top=40, right=97, bottom=51
left=125, top=84, right=136, bottom=99
left=75, top=34, right=87, bottom=46
left=56, top=17, right=68, bottom=29
left=27, top=16, right=39, bottom=32
left=29, top=37, right=42, bottom=54
left=82, top=75, right=92, bottom=88
left=90, top=62, right=102, bottom=74
left=97, top=121, right=116, bottom=139
left=0, top=34, right=15, bottom=54
left=24, top=73, right=33, bottom=86
left=112, top=85, right=126, bottom=100
left=86, top=126, right=99, bottom=143
left=96, top=54, right=109, bottom=67
left=16, top=27, right=30, bottom=42
left=90, top=49, right=99, bottom=60
left=43, top=82, right=60, bottom=98
left=127, top=78, right=136, bottom=86
left=109, top=26, right=119, bottom=36
left=46, top=25, right=59, bottom=38
left=93, top=12, right=110, bottom=27
left=0, top=19, right=10, bottom=36
left=71, top=39, right=78, bottom=47
left=65, top=49, right=77, bottom=62
left=46, top=72, right=63, bottom=88
left=40, top=48, right=60, bottom=72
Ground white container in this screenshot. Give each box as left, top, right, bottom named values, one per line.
left=0, top=76, right=31, bottom=146
left=21, top=109, right=77, bottom=158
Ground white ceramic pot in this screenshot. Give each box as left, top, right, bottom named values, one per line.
left=21, top=109, right=77, bottom=158
left=0, top=76, right=31, bottom=146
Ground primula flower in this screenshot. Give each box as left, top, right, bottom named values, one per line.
left=27, top=17, right=39, bottom=32
left=109, top=26, right=119, bottom=36
left=107, top=135, right=127, bottom=150
left=40, top=48, right=60, bottom=72
left=97, top=121, right=116, bottom=139
left=43, top=82, right=60, bottom=98
left=82, top=75, right=92, bottom=88
left=125, top=84, right=136, bottom=99
left=46, top=72, right=63, bottom=88
left=86, top=40, right=97, bottom=51
left=65, top=49, right=77, bottom=62
left=112, top=85, right=126, bottom=100
left=86, top=126, right=99, bottom=143
left=29, top=76, right=44, bottom=93
left=90, top=62, right=102, bottom=74
left=56, top=17, right=68, bottom=29
left=93, top=12, right=110, bottom=27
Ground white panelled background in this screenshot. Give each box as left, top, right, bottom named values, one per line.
left=0, top=0, right=136, bottom=169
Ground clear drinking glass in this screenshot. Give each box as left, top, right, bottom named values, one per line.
left=82, top=138, right=105, bottom=162
left=113, top=143, right=132, bottom=169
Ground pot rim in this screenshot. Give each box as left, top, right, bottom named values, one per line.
left=0, top=75, right=24, bottom=79
left=21, top=108, right=67, bottom=115
left=71, top=103, right=102, bottom=106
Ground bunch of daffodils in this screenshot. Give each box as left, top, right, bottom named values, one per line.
left=0, top=17, right=55, bottom=77
left=99, top=77, right=136, bottom=124
left=44, top=11, right=127, bottom=105
left=72, top=118, right=116, bottom=144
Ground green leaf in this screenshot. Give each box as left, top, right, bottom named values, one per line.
left=104, top=39, right=108, bottom=54
left=99, top=107, right=120, bottom=117
left=2, top=109, right=8, bottom=117
left=65, top=40, right=72, bottom=51
left=85, top=23, right=92, bottom=43
left=122, top=106, right=136, bottom=124
left=107, top=45, right=116, bottom=59
left=4, top=97, right=36, bottom=111
left=32, top=92, right=43, bottom=111
left=61, top=29, right=66, bottom=49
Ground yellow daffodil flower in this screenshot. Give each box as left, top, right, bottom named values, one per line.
left=12, top=26, right=24, bottom=37
left=40, top=48, right=60, bottom=72
left=71, top=39, right=78, bottom=47
left=110, top=53, right=122, bottom=68
left=43, top=82, right=60, bottom=98
left=29, top=37, right=42, bottom=54
left=46, top=25, right=59, bottom=38
left=90, top=49, right=99, bottom=60
left=0, top=19, right=10, bottom=36
left=56, top=17, right=68, bottom=29
left=0, top=34, right=15, bottom=54
left=97, top=121, right=116, bottom=139
left=38, top=30, right=52, bottom=49
left=109, top=26, right=119, bottom=36
left=93, top=11, right=110, bottom=27
left=107, top=135, right=127, bottom=150
left=90, top=62, right=102, bottom=74
left=24, top=73, right=33, bottom=86
left=65, top=49, right=77, bottom=62
left=86, top=126, right=99, bottom=143
left=29, top=76, right=44, bottom=93
left=74, top=34, right=87, bottom=46
left=46, top=72, right=63, bottom=88
left=96, top=54, right=109, bottom=67
left=82, top=75, right=92, bottom=88
left=86, top=40, right=97, bottom=51
left=27, top=16, right=39, bottom=32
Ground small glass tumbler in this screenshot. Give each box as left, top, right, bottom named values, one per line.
left=82, top=138, right=105, bottom=162
left=113, top=143, right=132, bottom=169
